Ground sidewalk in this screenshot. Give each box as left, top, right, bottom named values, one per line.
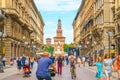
left=0, top=65, right=17, bottom=80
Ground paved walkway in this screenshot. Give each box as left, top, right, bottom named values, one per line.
left=0, top=62, right=119, bottom=80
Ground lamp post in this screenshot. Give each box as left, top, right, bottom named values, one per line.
left=33, top=45, right=36, bottom=57
left=106, top=31, right=112, bottom=55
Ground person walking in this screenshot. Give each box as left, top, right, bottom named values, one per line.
left=21, top=54, right=26, bottom=68
left=69, top=55, right=76, bottom=80
left=30, top=57, right=34, bottom=69
left=82, top=56, right=86, bottom=67
left=115, top=55, right=120, bottom=80
left=95, top=56, right=103, bottom=80
left=77, top=56, right=81, bottom=67
left=2, top=56, right=6, bottom=67
left=13, top=56, right=17, bottom=65
left=65, top=56, right=69, bottom=65
left=103, top=54, right=113, bottom=80
left=16, top=57, right=22, bottom=74
left=36, top=52, right=57, bottom=80
left=56, top=55, right=64, bottom=75
left=49, top=54, right=55, bottom=64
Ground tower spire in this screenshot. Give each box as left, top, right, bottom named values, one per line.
left=58, top=19, right=61, bottom=29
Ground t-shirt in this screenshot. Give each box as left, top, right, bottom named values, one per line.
left=96, top=62, right=103, bottom=72
left=116, top=56, right=120, bottom=70
left=36, top=57, right=52, bottom=77
left=103, top=59, right=113, bottom=70
left=57, top=57, right=64, bottom=65
left=21, top=57, right=26, bottom=64
left=49, top=56, right=55, bottom=64
left=17, top=60, right=21, bottom=66
left=82, top=57, right=85, bottom=62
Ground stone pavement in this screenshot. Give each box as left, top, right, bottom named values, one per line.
left=0, top=65, right=18, bottom=80
left=0, top=62, right=118, bottom=80
left=0, top=63, right=96, bottom=80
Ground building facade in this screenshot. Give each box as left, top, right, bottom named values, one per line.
left=0, top=0, right=44, bottom=61
left=73, top=0, right=115, bottom=58
left=93, top=0, right=115, bottom=57
left=54, top=19, right=65, bottom=55
left=115, top=0, right=120, bottom=55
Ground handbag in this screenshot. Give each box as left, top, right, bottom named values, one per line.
left=48, top=69, right=56, bottom=77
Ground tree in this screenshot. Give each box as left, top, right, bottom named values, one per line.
left=63, top=43, right=73, bottom=52
left=44, top=46, right=54, bottom=54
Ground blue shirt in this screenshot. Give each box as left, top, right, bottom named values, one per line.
left=21, top=57, right=26, bottom=64
left=49, top=56, right=55, bottom=64
left=17, top=60, right=21, bottom=66
left=36, top=57, right=52, bottom=77
left=96, top=62, right=103, bottom=72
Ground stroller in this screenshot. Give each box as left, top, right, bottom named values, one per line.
left=23, top=64, right=31, bottom=77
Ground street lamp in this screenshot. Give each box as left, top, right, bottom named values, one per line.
left=106, top=31, right=112, bottom=55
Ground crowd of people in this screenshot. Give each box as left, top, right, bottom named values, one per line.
left=1, top=52, right=120, bottom=80
left=7, top=54, right=35, bottom=77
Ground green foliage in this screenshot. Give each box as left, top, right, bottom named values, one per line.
left=63, top=43, right=73, bottom=52
left=44, top=46, right=54, bottom=54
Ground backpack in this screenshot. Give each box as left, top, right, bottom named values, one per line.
left=58, top=58, right=63, bottom=64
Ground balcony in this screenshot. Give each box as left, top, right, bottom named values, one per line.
left=3, top=8, right=19, bottom=18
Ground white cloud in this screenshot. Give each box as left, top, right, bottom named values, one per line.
left=34, top=0, right=81, bottom=11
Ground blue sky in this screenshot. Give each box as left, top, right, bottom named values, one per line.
left=34, top=0, right=82, bottom=44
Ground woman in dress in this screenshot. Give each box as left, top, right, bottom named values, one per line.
left=96, top=56, right=103, bottom=80
left=103, top=54, right=113, bottom=80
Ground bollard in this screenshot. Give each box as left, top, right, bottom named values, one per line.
left=0, top=61, right=4, bottom=73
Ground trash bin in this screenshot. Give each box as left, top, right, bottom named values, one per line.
left=0, top=61, right=4, bottom=73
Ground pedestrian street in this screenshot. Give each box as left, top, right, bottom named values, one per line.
left=0, top=63, right=118, bottom=80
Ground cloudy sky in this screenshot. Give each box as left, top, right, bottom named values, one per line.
left=34, top=0, right=82, bottom=44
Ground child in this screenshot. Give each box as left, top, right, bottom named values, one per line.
left=23, top=57, right=31, bottom=77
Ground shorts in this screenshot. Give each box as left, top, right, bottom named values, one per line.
left=104, top=69, right=112, bottom=77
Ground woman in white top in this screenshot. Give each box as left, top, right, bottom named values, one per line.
left=103, top=54, right=113, bottom=80
left=77, top=57, right=81, bottom=67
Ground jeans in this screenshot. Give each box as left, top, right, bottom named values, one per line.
left=30, top=62, right=34, bottom=69
left=2, top=61, right=5, bottom=66
left=58, top=64, right=62, bottom=75
left=37, top=75, right=52, bottom=80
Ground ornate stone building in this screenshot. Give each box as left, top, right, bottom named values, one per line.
left=73, top=0, right=115, bottom=57
left=54, top=19, right=65, bottom=55
left=73, top=0, right=94, bottom=56
left=93, top=0, right=115, bottom=57
left=0, top=0, right=44, bottom=61
left=115, top=0, right=120, bottom=55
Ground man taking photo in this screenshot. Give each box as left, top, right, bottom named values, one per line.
left=36, top=52, right=57, bottom=80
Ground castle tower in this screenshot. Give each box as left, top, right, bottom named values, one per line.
left=54, top=19, right=65, bottom=55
